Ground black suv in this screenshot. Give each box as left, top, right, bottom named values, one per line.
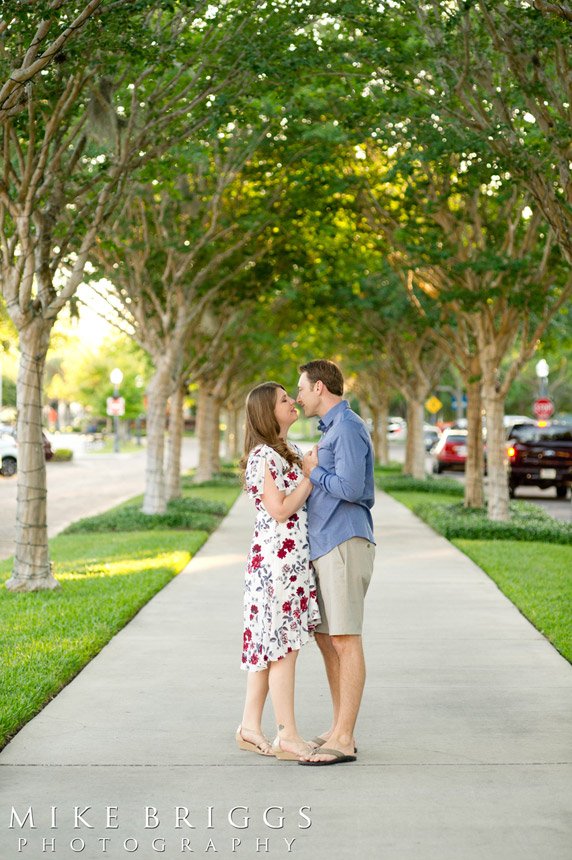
left=507, top=424, right=572, bottom=498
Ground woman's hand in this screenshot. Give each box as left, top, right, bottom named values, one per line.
left=302, top=445, right=319, bottom=478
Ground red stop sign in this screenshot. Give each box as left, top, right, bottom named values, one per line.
left=533, top=398, right=554, bottom=419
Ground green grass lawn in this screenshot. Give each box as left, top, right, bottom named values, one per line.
left=89, top=439, right=146, bottom=454
left=0, top=474, right=242, bottom=750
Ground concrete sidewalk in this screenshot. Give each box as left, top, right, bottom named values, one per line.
left=1, top=491, right=571, bottom=859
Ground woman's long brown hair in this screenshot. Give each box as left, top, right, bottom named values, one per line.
left=239, top=382, right=302, bottom=481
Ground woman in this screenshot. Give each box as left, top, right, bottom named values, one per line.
left=236, top=381, right=321, bottom=760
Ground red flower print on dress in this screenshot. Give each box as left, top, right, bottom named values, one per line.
left=250, top=654, right=259, bottom=665
left=290, top=575, right=298, bottom=582
left=252, top=544, right=261, bottom=553
left=281, top=538, right=295, bottom=554
left=310, top=589, right=317, bottom=599
left=250, top=604, right=258, bottom=614
left=250, top=554, right=263, bottom=570
left=287, top=471, right=297, bottom=481
left=300, top=595, right=308, bottom=612
left=282, top=601, right=292, bottom=612
left=296, top=586, right=304, bottom=596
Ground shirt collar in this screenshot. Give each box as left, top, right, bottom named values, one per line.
left=317, top=400, right=348, bottom=433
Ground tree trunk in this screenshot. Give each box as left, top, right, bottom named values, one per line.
left=464, top=377, right=485, bottom=509
left=370, top=404, right=381, bottom=465
left=6, top=319, right=59, bottom=592
left=374, top=388, right=390, bottom=465
left=225, top=405, right=240, bottom=460
left=236, top=406, right=246, bottom=458
left=195, top=386, right=219, bottom=482
left=142, top=361, right=171, bottom=514
left=166, top=379, right=185, bottom=502
left=211, top=399, right=221, bottom=473
left=482, top=385, right=509, bottom=521
left=404, top=397, right=425, bottom=479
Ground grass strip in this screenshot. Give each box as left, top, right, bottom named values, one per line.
left=0, top=472, right=242, bottom=749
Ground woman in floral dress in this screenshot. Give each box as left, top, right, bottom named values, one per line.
left=236, top=382, right=321, bottom=760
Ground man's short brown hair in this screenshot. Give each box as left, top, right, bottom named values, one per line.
left=299, top=359, right=344, bottom=396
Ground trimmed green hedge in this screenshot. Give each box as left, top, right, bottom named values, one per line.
left=377, top=473, right=464, bottom=496
left=181, top=470, right=240, bottom=489
left=64, top=496, right=227, bottom=534
left=410, top=499, right=572, bottom=544
left=52, top=448, right=74, bottom=462
left=376, top=468, right=572, bottom=544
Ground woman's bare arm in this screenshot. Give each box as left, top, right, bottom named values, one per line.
left=261, top=463, right=312, bottom=523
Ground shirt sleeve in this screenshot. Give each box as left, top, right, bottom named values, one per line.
left=310, top=422, right=368, bottom=502
left=246, top=446, right=287, bottom=499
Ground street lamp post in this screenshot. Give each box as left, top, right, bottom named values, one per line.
left=110, top=368, right=124, bottom=453
left=535, top=359, right=549, bottom=398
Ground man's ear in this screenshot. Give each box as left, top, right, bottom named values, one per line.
left=315, top=380, right=323, bottom=395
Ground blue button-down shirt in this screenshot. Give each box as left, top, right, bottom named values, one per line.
left=306, top=400, right=375, bottom=561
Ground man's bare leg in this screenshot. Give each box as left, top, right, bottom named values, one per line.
left=314, top=632, right=340, bottom=739
left=302, top=634, right=364, bottom=761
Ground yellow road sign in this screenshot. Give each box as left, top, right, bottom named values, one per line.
left=425, top=396, right=443, bottom=414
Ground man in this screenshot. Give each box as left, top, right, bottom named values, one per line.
left=296, top=359, right=375, bottom=766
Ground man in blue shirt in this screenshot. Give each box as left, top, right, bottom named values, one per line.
left=296, top=359, right=375, bottom=766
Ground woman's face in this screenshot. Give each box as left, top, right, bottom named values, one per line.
left=274, top=387, right=299, bottom=433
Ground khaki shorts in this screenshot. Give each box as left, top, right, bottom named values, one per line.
left=313, top=538, right=375, bottom=635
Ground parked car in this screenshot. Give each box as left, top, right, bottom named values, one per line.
left=0, top=430, right=54, bottom=476
left=424, top=423, right=441, bottom=451
left=0, top=431, right=18, bottom=476
left=432, top=428, right=468, bottom=473
left=387, top=417, right=406, bottom=439
left=507, top=423, right=572, bottom=498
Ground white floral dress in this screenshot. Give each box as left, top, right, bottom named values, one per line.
left=242, top=443, right=321, bottom=671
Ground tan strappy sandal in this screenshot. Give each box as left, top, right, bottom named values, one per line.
left=235, top=725, right=275, bottom=756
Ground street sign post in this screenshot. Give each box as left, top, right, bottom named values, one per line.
left=533, top=398, right=554, bottom=420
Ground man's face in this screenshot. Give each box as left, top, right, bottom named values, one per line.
left=296, top=372, right=320, bottom=418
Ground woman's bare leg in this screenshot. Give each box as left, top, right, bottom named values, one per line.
left=240, top=668, right=273, bottom=754
left=268, top=650, right=311, bottom=755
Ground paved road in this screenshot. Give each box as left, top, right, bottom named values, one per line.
left=0, top=437, right=199, bottom=562
left=1, top=491, right=570, bottom=859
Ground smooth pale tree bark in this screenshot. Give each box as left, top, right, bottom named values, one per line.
left=370, top=392, right=390, bottom=466
left=5, top=318, right=59, bottom=591
left=403, top=395, right=426, bottom=480
left=166, top=379, right=186, bottom=502
left=142, top=361, right=173, bottom=515
left=236, top=405, right=246, bottom=459
left=225, top=406, right=240, bottom=460
left=464, top=376, right=485, bottom=509
left=195, top=386, right=220, bottom=483
left=211, top=400, right=222, bottom=474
